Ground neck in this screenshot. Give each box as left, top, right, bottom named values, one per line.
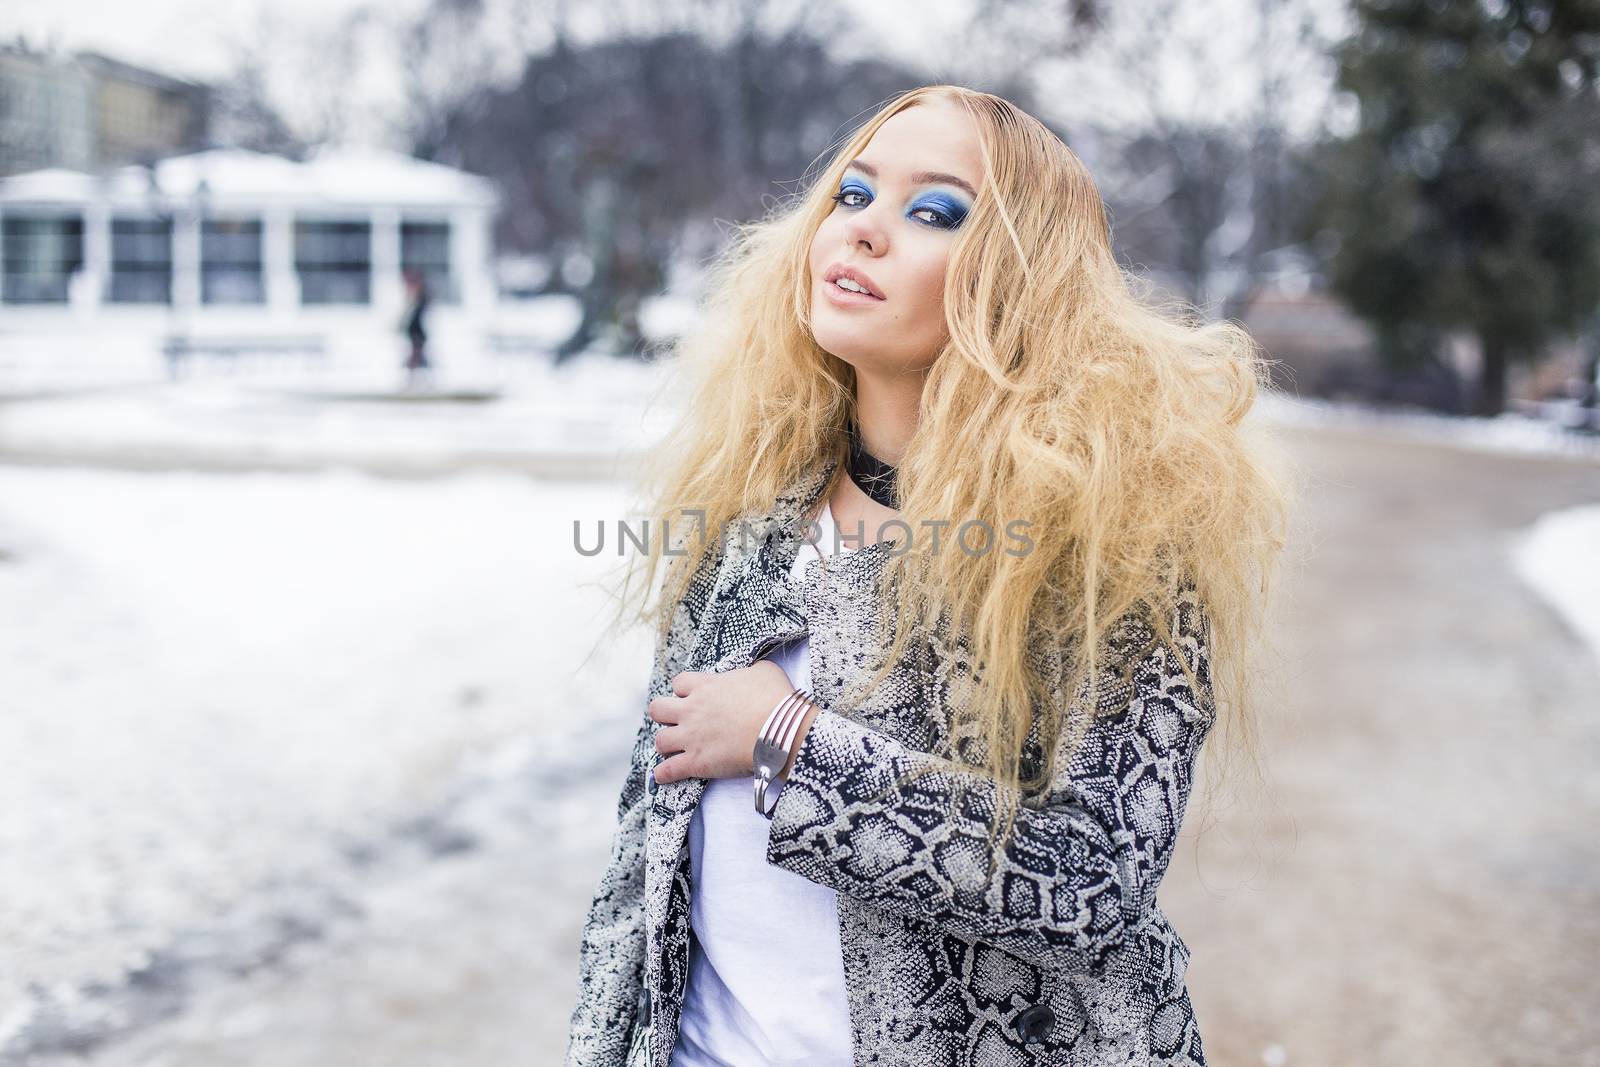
left=851, top=366, right=923, bottom=467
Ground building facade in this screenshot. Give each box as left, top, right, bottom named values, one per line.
left=1, top=42, right=210, bottom=178
left=0, top=147, right=500, bottom=369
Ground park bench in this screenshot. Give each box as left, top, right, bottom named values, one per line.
left=163, top=334, right=327, bottom=374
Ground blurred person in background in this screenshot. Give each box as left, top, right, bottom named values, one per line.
left=401, top=268, right=433, bottom=391
left=566, top=85, right=1295, bottom=1067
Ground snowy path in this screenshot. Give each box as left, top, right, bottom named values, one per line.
left=0, top=359, right=680, bottom=478
left=1160, top=428, right=1600, bottom=1067
left=0, top=465, right=652, bottom=1062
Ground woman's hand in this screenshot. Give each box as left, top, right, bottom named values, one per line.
left=648, top=661, right=815, bottom=786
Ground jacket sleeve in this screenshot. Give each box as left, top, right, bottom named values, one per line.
left=763, top=587, right=1215, bottom=976
left=563, top=701, right=655, bottom=1067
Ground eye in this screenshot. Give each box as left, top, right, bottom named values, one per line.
left=830, top=186, right=968, bottom=231
left=911, top=206, right=960, bottom=229
left=910, top=195, right=968, bottom=230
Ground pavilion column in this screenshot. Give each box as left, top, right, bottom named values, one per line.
left=453, top=205, right=493, bottom=314
left=264, top=206, right=297, bottom=318
left=172, top=207, right=200, bottom=312
left=76, top=200, right=111, bottom=314
left=371, top=205, right=401, bottom=320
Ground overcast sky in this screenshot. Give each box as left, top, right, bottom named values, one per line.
left=2, top=0, right=1348, bottom=147
left=1, top=0, right=978, bottom=81
left=3, top=0, right=412, bottom=82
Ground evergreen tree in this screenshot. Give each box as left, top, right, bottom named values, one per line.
left=1312, top=0, right=1600, bottom=415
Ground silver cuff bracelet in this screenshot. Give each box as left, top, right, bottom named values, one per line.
left=752, top=686, right=814, bottom=817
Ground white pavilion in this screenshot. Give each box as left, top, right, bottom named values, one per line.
left=0, top=147, right=501, bottom=374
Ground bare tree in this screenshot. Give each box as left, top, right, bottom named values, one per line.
left=964, top=0, right=1344, bottom=316
left=207, top=51, right=308, bottom=158
left=212, top=6, right=402, bottom=153
left=393, top=0, right=524, bottom=163
left=427, top=3, right=929, bottom=360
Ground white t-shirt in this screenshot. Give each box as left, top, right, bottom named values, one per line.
left=671, top=500, right=856, bottom=1066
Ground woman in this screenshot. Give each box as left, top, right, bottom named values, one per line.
left=566, top=85, right=1294, bottom=1067
left=400, top=269, right=432, bottom=391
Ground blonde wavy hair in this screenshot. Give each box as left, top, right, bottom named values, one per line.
left=603, top=84, right=1298, bottom=855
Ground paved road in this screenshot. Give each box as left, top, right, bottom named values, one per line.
left=22, top=423, right=1600, bottom=1067
left=1163, top=422, right=1600, bottom=1067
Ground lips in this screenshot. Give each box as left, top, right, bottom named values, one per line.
left=822, top=262, right=884, bottom=300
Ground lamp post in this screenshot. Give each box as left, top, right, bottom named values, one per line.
left=143, top=161, right=210, bottom=379
left=139, top=161, right=177, bottom=378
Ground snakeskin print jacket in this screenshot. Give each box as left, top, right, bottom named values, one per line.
left=565, top=456, right=1215, bottom=1067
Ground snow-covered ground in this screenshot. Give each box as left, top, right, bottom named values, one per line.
left=1255, top=389, right=1600, bottom=462
left=0, top=354, right=683, bottom=477
left=1511, top=505, right=1600, bottom=664
left=0, top=463, right=654, bottom=1058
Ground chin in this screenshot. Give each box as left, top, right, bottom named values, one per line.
left=811, top=330, right=873, bottom=370
left=809, top=311, right=870, bottom=365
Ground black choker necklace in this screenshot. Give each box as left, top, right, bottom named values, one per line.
left=846, top=429, right=899, bottom=509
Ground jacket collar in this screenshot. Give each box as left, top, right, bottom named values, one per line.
left=756, top=453, right=902, bottom=573
left=762, top=455, right=835, bottom=545
left=696, top=452, right=903, bottom=676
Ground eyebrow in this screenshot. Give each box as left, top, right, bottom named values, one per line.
left=845, top=158, right=978, bottom=200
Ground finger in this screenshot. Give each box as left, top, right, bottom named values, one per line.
left=652, top=753, right=693, bottom=785
left=654, top=724, right=686, bottom=755
left=669, top=671, right=704, bottom=697
left=647, top=695, right=682, bottom=724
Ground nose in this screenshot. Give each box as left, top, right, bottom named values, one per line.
left=842, top=207, right=887, bottom=256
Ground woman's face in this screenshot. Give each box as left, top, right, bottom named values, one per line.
left=807, top=99, right=984, bottom=376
